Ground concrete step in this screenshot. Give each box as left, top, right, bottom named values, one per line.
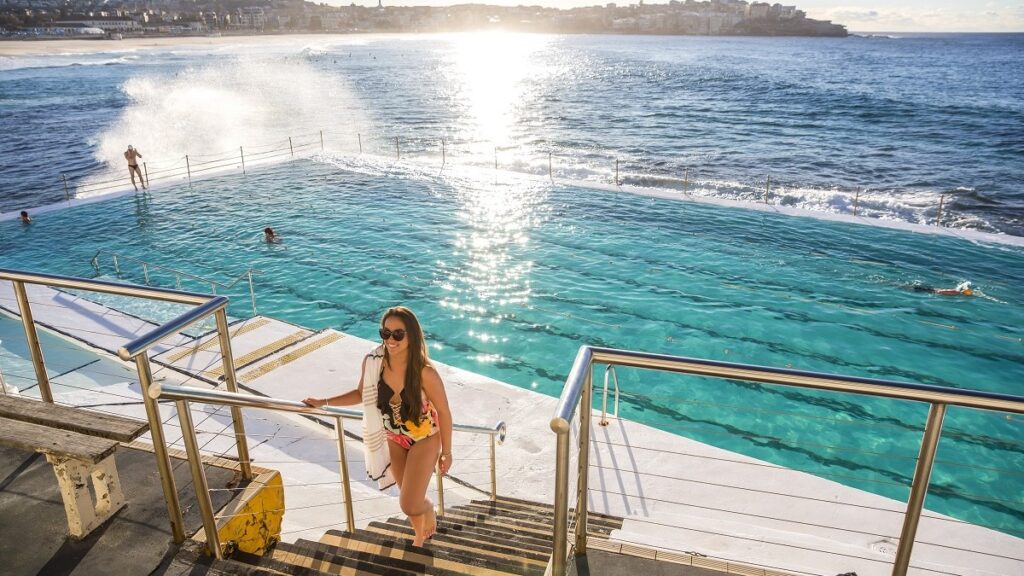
left=363, top=520, right=550, bottom=567
left=252, top=539, right=412, bottom=576
left=458, top=501, right=622, bottom=535
left=382, top=517, right=553, bottom=555
left=293, top=537, right=469, bottom=576
left=153, top=316, right=315, bottom=382
left=237, top=331, right=344, bottom=384
left=320, top=528, right=532, bottom=576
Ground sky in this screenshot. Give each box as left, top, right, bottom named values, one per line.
left=353, top=0, right=1024, bottom=32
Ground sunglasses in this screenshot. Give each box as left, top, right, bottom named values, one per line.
left=379, top=328, right=407, bottom=342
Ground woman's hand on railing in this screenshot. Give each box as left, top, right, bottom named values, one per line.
left=302, top=397, right=326, bottom=408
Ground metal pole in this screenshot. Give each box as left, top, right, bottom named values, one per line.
left=143, top=162, right=150, bottom=189
left=764, top=175, right=771, bottom=204
left=143, top=263, right=150, bottom=285
left=334, top=416, right=355, bottom=532
left=615, top=158, right=619, bottom=186
left=289, top=137, right=294, bottom=157
left=683, top=167, right=689, bottom=194
left=113, top=255, right=120, bottom=274
left=936, top=194, right=945, bottom=226
left=435, top=466, right=445, bottom=517
left=62, top=174, right=70, bottom=201
left=854, top=189, right=860, bottom=216
left=489, top=434, right=497, bottom=501
left=549, top=151, right=553, bottom=182
left=441, top=139, right=446, bottom=167
left=574, top=364, right=593, bottom=555
left=247, top=270, right=257, bottom=317
left=395, top=136, right=400, bottom=160
left=358, top=133, right=362, bottom=154
left=599, top=366, right=611, bottom=426
left=175, top=273, right=182, bottom=290
left=186, top=155, right=192, bottom=188
left=240, top=147, right=246, bottom=175
left=892, top=403, right=947, bottom=576
left=320, top=130, right=324, bottom=152
left=210, top=282, right=217, bottom=295
left=215, top=309, right=252, bottom=480
left=135, top=354, right=185, bottom=543
left=551, top=428, right=571, bottom=576
left=13, top=281, right=52, bottom=404
left=175, top=399, right=222, bottom=559
left=494, top=147, right=498, bottom=171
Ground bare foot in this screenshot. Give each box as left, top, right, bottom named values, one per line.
left=412, top=506, right=436, bottom=547
left=424, top=505, right=437, bottom=541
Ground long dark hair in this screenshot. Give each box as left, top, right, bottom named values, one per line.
left=381, top=306, right=430, bottom=425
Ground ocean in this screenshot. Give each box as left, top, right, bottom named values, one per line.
left=2, top=33, right=1023, bottom=235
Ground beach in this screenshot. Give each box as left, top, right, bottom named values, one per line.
left=0, top=33, right=377, bottom=56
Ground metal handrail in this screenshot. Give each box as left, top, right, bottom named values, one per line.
left=598, top=364, right=619, bottom=426
left=0, top=268, right=253, bottom=546
left=150, top=383, right=507, bottom=559
left=548, top=345, right=1024, bottom=576
left=91, top=250, right=260, bottom=317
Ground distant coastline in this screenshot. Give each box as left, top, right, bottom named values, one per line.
left=1, top=0, right=847, bottom=40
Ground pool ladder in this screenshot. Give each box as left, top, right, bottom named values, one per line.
left=90, top=250, right=261, bottom=317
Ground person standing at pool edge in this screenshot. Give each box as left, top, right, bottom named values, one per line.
left=125, top=145, right=146, bottom=191
left=302, top=306, right=452, bottom=547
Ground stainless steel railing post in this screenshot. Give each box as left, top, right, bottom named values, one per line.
left=574, top=364, right=592, bottom=554
left=489, top=434, right=497, bottom=501
left=135, top=353, right=185, bottom=543
left=176, top=398, right=222, bottom=559
left=289, top=137, right=294, bottom=157
left=599, top=365, right=619, bottom=426
left=334, top=416, right=355, bottom=532
left=892, top=403, right=947, bottom=576
left=240, top=146, right=246, bottom=175
left=186, top=155, right=192, bottom=187
left=435, top=466, right=445, bottom=517
left=13, top=281, right=53, bottom=403
left=215, top=309, right=253, bottom=480
left=550, top=422, right=571, bottom=576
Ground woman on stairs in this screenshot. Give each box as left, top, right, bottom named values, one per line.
left=303, top=306, right=454, bottom=546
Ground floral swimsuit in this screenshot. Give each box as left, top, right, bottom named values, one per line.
left=377, top=378, right=439, bottom=449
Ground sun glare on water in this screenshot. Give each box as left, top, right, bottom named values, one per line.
left=443, top=32, right=552, bottom=147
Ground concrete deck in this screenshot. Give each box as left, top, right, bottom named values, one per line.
left=0, top=444, right=238, bottom=576
left=0, top=281, right=1021, bottom=576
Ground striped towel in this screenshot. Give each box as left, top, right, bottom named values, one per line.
left=361, top=345, right=395, bottom=490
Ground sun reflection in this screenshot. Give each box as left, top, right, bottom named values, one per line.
left=444, top=32, right=552, bottom=146
left=437, top=178, right=551, bottom=350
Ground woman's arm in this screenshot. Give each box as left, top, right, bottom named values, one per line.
left=303, top=356, right=366, bottom=407
left=422, top=365, right=454, bottom=474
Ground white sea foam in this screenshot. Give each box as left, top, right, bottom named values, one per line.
left=80, top=52, right=375, bottom=196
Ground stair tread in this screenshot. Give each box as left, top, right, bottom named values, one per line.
left=470, top=498, right=625, bottom=525
left=454, top=503, right=621, bottom=532
left=266, top=540, right=418, bottom=576
left=322, top=528, right=543, bottom=576
left=365, top=521, right=549, bottom=564
left=294, top=538, right=475, bottom=576
left=384, top=517, right=553, bottom=554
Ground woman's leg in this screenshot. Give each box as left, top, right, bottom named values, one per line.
left=399, top=434, right=441, bottom=546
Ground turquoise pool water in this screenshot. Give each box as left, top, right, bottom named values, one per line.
left=2, top=157, right=1022, bottom=536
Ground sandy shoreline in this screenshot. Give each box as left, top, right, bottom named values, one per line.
left=0, top=33, right=387, bottom=57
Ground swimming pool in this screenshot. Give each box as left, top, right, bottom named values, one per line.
left=3, top=156, right=1022, bottom=536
